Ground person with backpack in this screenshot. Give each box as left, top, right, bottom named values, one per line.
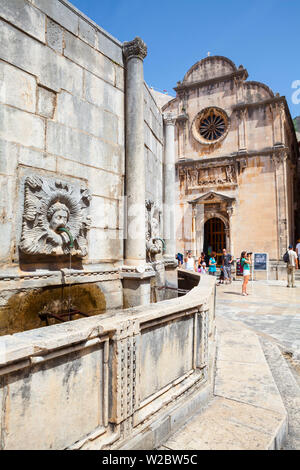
left=284, top=244, right=298, bottom=288
left=240, top=251, right=251, bottom=296
left=221, top=248, right=233, bottom=284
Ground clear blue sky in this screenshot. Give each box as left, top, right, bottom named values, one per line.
left=71, top=0, right=300, bottom=118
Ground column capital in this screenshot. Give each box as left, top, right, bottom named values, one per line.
left=123, top=37, right=147, bottom=61
left=163, top=113, right=176, bottom=126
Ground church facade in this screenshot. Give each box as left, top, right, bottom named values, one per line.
left=162, top=56, right=299, bottom=275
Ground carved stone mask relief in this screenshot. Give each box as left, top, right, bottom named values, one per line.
left=19, top=176, right=91, bottom=257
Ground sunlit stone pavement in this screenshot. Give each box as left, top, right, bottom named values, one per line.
left=216, top=280, right=300, bottom=354
left=161, top=278, right=300, bottom=450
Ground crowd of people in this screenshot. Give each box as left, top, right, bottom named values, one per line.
left=176, top=249, right=234, bottom=285
left=176, top=240, right=300, bottom=295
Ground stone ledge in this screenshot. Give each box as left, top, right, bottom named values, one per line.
left=260, top=338, right=300, bottom=450
left=0, top=264, right=120, bottom=290
left=119, top=265, right=156, bottom=279
left=0, top=274, right=215, bottom=371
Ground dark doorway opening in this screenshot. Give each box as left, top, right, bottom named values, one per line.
left=204, top=218, right=226, bottom=266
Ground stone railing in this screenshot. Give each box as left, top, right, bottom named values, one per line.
left=0, top=272, right=216, bottom=450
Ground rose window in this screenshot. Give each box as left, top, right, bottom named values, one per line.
left=192, top=107, right=229, bottom=145
left=199, top=112, right=226, bottom=141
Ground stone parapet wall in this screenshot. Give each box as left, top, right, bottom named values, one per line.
left=0, top=273, right=216, bottom=450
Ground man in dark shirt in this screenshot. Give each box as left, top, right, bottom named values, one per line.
left=222, top=248, right=233, bottom=284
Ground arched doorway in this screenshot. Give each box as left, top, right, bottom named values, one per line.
left=204, top=217, right=226, bottom=266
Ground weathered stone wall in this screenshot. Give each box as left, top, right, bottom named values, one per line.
left=143, top=84, right=168, bottom=299
left=0, top=0, right=127, bottom=329
left=234, top=156, right=278, bottom=258
left=0, top=0, right=125, bottom=266
left=144, top=84, right=164, bottom=206
left=0, top=273, right=216, bottom=450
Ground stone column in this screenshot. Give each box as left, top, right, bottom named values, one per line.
left=237, top=108, right=247, bottom=153
left=196, top=204, right=204, bottom=255
left=123, top=37, right=147, bottom=266
left=273, top=151, right=289, bottom=258
left=191, top=204, right=197, bottom=256
left=122, top=38, right=155, bottom=307
left=163, top=114, right=176, bottom=259
left=272, top=102, right=285, bottom=147
left=227, top=205, right=234, bottom=255
left=163, top=114, right=178, bottom=298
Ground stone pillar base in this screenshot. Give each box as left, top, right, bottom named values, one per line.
left=163, top=257, right=178, bottom=300
left=269, top=260, right=288, bottom=281
left=120, top=265, right=155, bottom=308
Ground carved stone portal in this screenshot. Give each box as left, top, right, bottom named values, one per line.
left=20, top=176, right=91, bottom=257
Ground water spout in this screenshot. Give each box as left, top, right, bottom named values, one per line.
left=58, top=227, right=74, bottom=248
left=153, top=237, right=166, bottom=252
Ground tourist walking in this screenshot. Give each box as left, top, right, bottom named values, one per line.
left=208, top=252, right=217, bottom=276
left=286, top=244, right=298, bottom=288
left=199, top=262, right=207, bottom=274
left=296, top=239, right=300, bottom=265
left=176, top=252, right=184, bottom=266
left=240, top=251, right=251, bottom=296
left=221, top=248, right=233, bottom=284
left=185, top=251, right=196, bottom=272
left=197, top=252, right=206, bottom=271
left=217, top=266, right=225, bottom=285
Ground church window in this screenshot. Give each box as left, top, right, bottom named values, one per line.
left=192, top=107, right=229, bottom=145
left=199, top=112, right=226, bottom=141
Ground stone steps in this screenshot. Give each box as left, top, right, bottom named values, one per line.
left=259, top=338, right=300, bottom=450
left=160, top=317, right=291, bottom=450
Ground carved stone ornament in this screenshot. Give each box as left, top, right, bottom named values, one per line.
left=145, top=199, right=162, bottom=262
left=163, top=113, right=176, bottom=126
left=19, top=176, right=91, bottom=257
left=179, top=164, right=237, bottom=189
left=123, top=37, right=147, bottom=61
left=271, top=151, right=287, bottom=170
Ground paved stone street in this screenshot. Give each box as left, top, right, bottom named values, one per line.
left=216, top=280, right=300, bottom=354
left=161, top=279, right=300, bottom=450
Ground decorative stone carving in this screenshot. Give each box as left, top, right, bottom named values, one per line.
left=179, top=164, right=237, bottom=189
left=123, top=37, right=147, bottom=61
left=19, top=176, right=91, bottom=257
left=145, top=199, right=163, bottom=262
left=271, top=151, right=288, bottom=170
left=163, top=113, right=176, bottom=126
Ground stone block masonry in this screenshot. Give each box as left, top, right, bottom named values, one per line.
left=1, top=0, right=46, bottom=43
left=0, top=0, right=175, bottom=326
left=0, top=0, right=125, bottom=266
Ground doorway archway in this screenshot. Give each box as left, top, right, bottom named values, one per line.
left=204, top=217, right=226, bottom=266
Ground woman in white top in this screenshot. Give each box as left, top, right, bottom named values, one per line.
left=185, top=251, right=196, bottom=271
